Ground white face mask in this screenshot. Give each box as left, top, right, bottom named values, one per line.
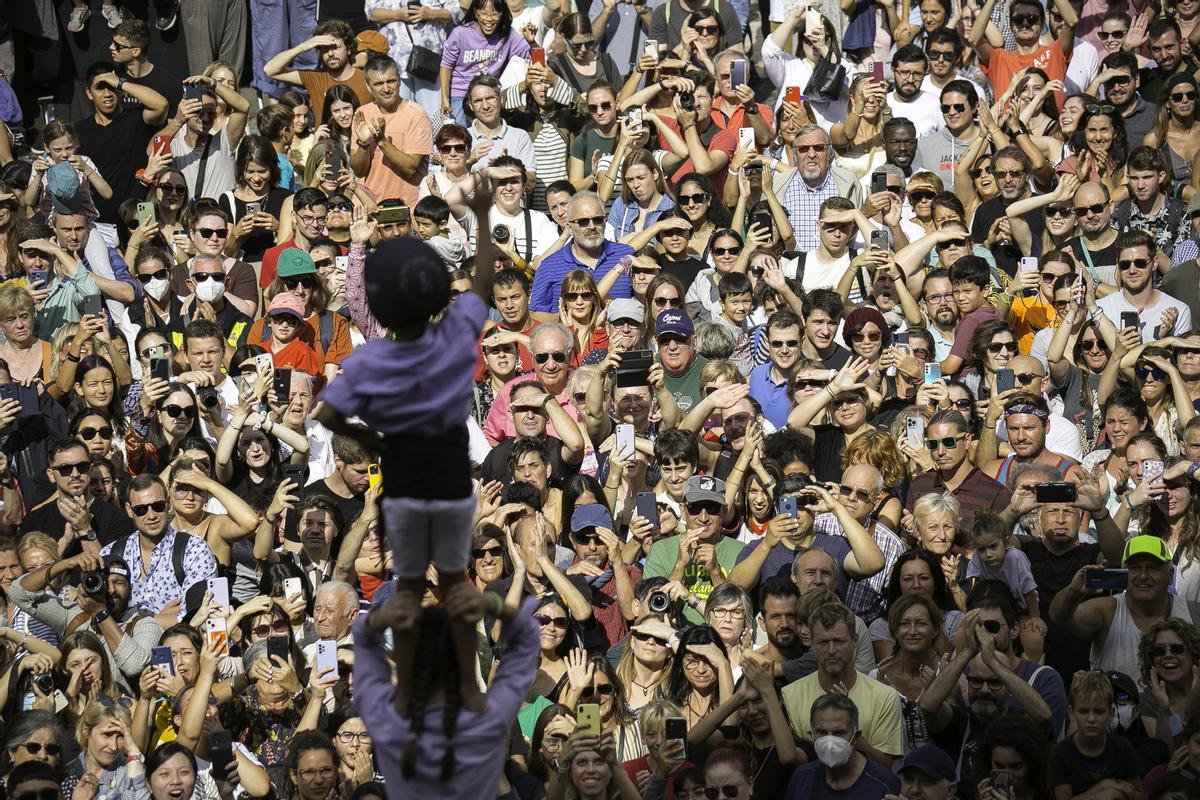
left=143, top=277, right=170, bottom=302
left=814, top=735, right=854, bottom=768
left=194, top=278, right=225, bottom=304
left=1111, top=703, right=1136, bottom=730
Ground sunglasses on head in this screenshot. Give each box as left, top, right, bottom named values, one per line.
left=533, top=351, right=567, bottom=364
left=534, top=614, right=568, bottom=630
left=131, top=499, right=168, bottom=516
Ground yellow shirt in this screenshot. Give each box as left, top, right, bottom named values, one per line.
left=781, top=671, right=903, bottom=757
left=1008, top=295, right=1058, bottom=355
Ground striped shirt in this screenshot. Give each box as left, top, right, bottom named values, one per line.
left=813, top=513, right=905, bottom=625
left=782, top=170, right=837, bottom=252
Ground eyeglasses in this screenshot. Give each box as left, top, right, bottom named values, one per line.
left=297, top=214, right=327, bottom=227
left=703, top=783, right=747, bottom=800
left=1151, top=643, right=1187, bottom=657
left=534, top=614, right=568, bottom=630
left=693, top=24, right=721, bottom=34
left=911, top=347, right=931, bottom=360
left=283, top=276, right=317, bottom=289
left=581, top=683, right=615, bottom=700
left=951, top=398, right=973, bottom=410
left=769, top=339, right=799, bottom=348
left=325, top=200, right=353, bottom=212
left=940, top=103, right=967, bottom=114
left=832, top=395, right=863, bottom=408
left=571, top=215, right=605, bottom=228
left=572, top=533, right=602, bottom=546
left=686, top=501, right=722, bottom=515
left=195, top=227, right=226, bottom=239
left=1118, top=258, right=1150, bottom=271
left=336, top=730, right=371, bottom=744
left=994, top=169, right=1026, bottom=180
left=970, top=165, right=993, bottom=179
left=77, top=426, right=113, bottom=441
left=1136, top=365, right=1167, bottom=381
left=927, top=50, right=956, bottom=62
left=586, top=101, right=613, bottom=113
left=1040, top=272, right=1068, bottom=283
left=136, top=269, right=169, bottom=284
left=52, top=461, right=90, bottom=477
left=632, top=631, right=668, bottom=645
left=130, top=499, right=169, bottom=516
left=967, top=676, right=1005, bottom=691
left=678, top=192, right=708, bottom=206
left=1045, top=204, right=1075, bottom=218
left=1010, top=13, right=1041, bottom=26
left=533, top=351, right=567, bottom=364
left=562, top=291, right=594, bottom=302
left=109, top=39, right=136, bottom=50
left=471, top=544, right=504, bottom=559
left=709, top=607, right=745, bottom=619
left=1097, top=29, right=1127, bottom=39
left=194, top=272, right=225, bottom=283
left=712, top=246, right=742, bottom=257
left=851, top=331, right=881, bottom=343
left=654, top=296, right=682, bottom=308
left=794, top=143, right=828, bottom=154
left=572, top=38, right=597, bottom=48
left=162, top=403, right=197, bottom=419
left=1074, top=203, right=1107, bottom=217
left=1171, top=91, right=1198, bottom=102
left=158, top=182, right=187, bottom=195
left=251, top=620, right=290, bottom=638
left=909, top=189, right=935, bottom=203
left=925, top=434, right=966, bottom=451
left=987, top=341, right=1018, bottom=354
left=838, top=485, right=873, bottom=503
left=19, top=742, right=61, bottom=757
left=298, top=767, right=336, bottom=782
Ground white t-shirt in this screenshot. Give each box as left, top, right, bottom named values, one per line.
left=797, top=249, right=850, bottom=292
left=1097, top=290, right=1193, bottom=343
left=996, top=412, right=1083, bottom=462
left=489, top=206, right=561, bottom=262
left=886, top=89, right=944, bottom=138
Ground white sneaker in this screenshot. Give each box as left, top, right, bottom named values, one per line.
left=156, top=2, right=178, bottom=31
left=67, top=6, right=91, bottom=33
left=100, top=4, right=125, bottom=28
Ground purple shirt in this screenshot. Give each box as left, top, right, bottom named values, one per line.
left=965, top=546, right=1038, bottom=610
left=440, top=24, right=532, bottom=97
left=318, top=292, right=488, bottom=436
left=353, top=598, right=539, bottom=799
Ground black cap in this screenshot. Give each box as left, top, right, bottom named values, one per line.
left=364, top=237, right=451, bottom=329
left=1105, top=671, right=1139, bottom=703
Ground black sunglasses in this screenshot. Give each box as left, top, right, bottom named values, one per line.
left=130, top=499, right=169, bottom=516
left=77, top=426, right=114, bottom=441
left=52, top=461, right=90, bottom=477
left=137, top=269, right=169, bottom=283
left=534, top=351, right=568, bottom=364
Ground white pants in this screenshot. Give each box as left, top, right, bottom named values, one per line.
left=383, top=495, right=476, bottom=580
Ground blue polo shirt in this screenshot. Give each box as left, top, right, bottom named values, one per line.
left=749, top=362, right=791, bottom=429
left=530, top=239, right=635, bottom=313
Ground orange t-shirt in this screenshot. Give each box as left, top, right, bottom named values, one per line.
left=1009, top=295, right=1058, bottom=355
left=247, top=310, right=352, bottom=368
left=349, top=100, right=432, bottom=207
left=270, top=337, right=323, bottom=378
left=299, top=70, right=372, bottom=127
left=983, top=40, right=1067, bottom=107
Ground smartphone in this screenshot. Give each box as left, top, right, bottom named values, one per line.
left=738, top=126, right=755, bottom=151
left=377, top=206, right=409, bottom=225
left=1084, top=568, right=1129, bottom=592
left=151, top=133, right=171, bottom=156
left=283, top=464, right=307, bottom=495
left=785, top=86, right=802, bottom=104
left=1018, top=256, right=1038, bottom=273
left=805, top=6, right=821, bottom=30
left=871, top=61, right=885, bottom=83
left=1144, top=459, right=1165, bottom=482
left=150, top=645, right=175, bottom=676
left=282, top=576, right=303, bottom=601
left=995, top=368, right=1015, bottom=394
left=266, top=634, right=289, bottom=663
left=751, top=211, right=774, bottom=240
left=150, top=357, right=170, bottom=382
left=334, top=255, right=348, bottom=271
left=644, top=39, right=659, bottom=59
left=1035, top=482, right=1077, bottom=503
left=273, top=367, right=292, bottom=404
left=615, top=423, right=635, bottom=459
left=82, top=294, right=103, bottom=317
left=27, top=268, right=48, bottom=288
left=1120, top=311, right=1139, bottom=330
left=991, top=770, right=1011, bottom=794
left=205, top=616, right=229, bottom=657
left=635, top=492, right=659, bottom=531
left=244, top=201, right=262, bottom=217
left=531, top=47, right=546, bottom=66
left=664, top=716, right=688, bottom=749
left=906, top=416, right=925, bottom=448
left=254, top=353, right=274, bottom=374
left=136, top=201, right=155, bottom=228
left=894, top=330, right=909, bottom=347
left=0, top=384, right=18, bottom=408
left=730, top=59, right=747, bottom=90
left=183, top=83, right=204, bottom=103
left=367, top=463, right=381, bottom=490
left=324, top=147, right=342, bottom=176
left=626, top=107, right=645, bottom=136
left=38, top=95, right=56, bottom=126
left=777, top=495, right=798, bottom=518
left=209, top=730, right=233, bottom=782
left=923, top=362, right=942, bottom=384
left=577, top=703, right=601, bottom=736
left=206, top=576, right=230, bottom=610
left=315, top=639, right=338, bottom=678
left=871, top=229, right=890, bottom=250
left=871, top=173, right=889, bottom=195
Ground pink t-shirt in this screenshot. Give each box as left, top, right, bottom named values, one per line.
left=350, top=100, right=433, bottom=208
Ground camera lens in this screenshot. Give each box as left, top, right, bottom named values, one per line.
left=982, top=619, right=1002, bottom=634
left=492, top=224, right=510, bottom=244
left=647, top=591, right=670, bottom=614
left=81, top=570, right=105, bottom=597
left=34, top=672, right=54, bottom=694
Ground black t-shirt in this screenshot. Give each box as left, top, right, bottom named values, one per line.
left=218, top=187, right=292, bottom=262
left=316, top=0, right=371, bottom=31
left=811, top=425, right=847, bottom=483
left=1068, top=238, right=1119, bottom=282
left=817, top=344, right=851, bottom=372
left=1047, top=733, right=1142, bottom=795
left=306, top=479, right=366, bottom=529
left=19, top=498, right=134, bottom=554
left=971, top=195, right=1046, bottom=276
left=165, top=300, right=253, bottom=350
left=656, top=253, right=707, bottom=294
left=1020, top=537, right=1099, bottom=685
left=119, top=63, right=182, bottom=116
left=481, top=436, right=580, bottom=487
left=76, top=110, right=155, bottom=224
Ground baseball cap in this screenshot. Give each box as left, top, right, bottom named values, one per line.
left=608, top=297, right=645, bottom=325
left=655, top=309, right=694, bottom=340
left=107, top=558, right=130, bottom=579
left=570, top=504, right=613, bottom=533
left=897, top=745, right=955, bottom=783
left=276, top=247, right=317, bottom=278
left=683, top=475, right=724, bottom=505
left=47, top=162, right=82, bottom=215
left=1122, top=534, right=1172, bottom=564
left=268, top=292, right=306, bottom=320
left=1104, top=671, right=1139, bottom=703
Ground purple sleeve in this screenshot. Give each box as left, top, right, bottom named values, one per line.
left=433, top=292, right=489, bottom=356
left=352, top=617, right=411, bottom=745
left=441, top=27, right=463, bottom=70
left=316, top=351, right=367, bottom=419
left=1005, top=548, right=1039, bottom=599
left=964, top=554, right=983, bottom=579
left=345, top=244, right=384, bottom=341
left=485, top=597, right=541, bottom=721
left=506, top=30, right=532, bottom=60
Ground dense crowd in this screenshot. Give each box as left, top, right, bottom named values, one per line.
left=1, top=0, right=1200, bottom=799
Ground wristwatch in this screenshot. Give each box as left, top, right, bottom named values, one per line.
left=92, top=609, right=110, bottom=625
left=744, top=103, right=758, bottom=116
left=116, top=77, right=126, bottom=94
left=80, top=530, right=98, bottom=542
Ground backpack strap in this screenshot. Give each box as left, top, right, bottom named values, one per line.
left=317, top=309, right=334, bottom=354
left=260, top=320, right=271, bottom=343
left=64, top=611, right=90, bottom=638
left=171, top=531, right=189, bottom=588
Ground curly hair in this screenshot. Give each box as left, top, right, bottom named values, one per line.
left=841, top=430, right=906, bottom=489
left=1137, top=618, right=1200, bottom=687
left=971, top=715, right=1052, bottom=800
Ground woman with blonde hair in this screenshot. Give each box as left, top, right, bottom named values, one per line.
left=841, top=430, right=905, bottom=532
left=0, top=283, right=52, bottom=384
left=909, top=491, right=967, bottom=608
left=560, top=270, right=608, bottom=367
left=202, top=61, right=240, bottom=135
left=830, top=74, right=891, bottom=159
left=614, top=619, right=675, bottom=714
left=904, top=172, right=944, bottom=237
left=61, top=699, right=145, bottom=799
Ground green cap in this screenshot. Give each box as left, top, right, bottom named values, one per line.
left=276, top=247, right=317, bottom=278
left=1122, top=535, right=1172, bottom=564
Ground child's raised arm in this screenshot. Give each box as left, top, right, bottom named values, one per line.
left=467, top=171, right=498, bottom=306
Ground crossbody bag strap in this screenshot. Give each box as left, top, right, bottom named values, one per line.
left=193, top=134, right=215, bottom=202
left=523, top=205, right=533, bottom=264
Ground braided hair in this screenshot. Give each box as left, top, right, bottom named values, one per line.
left=401, top=605, right=462, bottom=782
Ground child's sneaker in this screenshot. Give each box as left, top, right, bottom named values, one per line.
left=67, top=6, right=91, bottom=33
left=100, top=4, right=125, bottom=28
left=156, top=1, right=179, bottom=31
